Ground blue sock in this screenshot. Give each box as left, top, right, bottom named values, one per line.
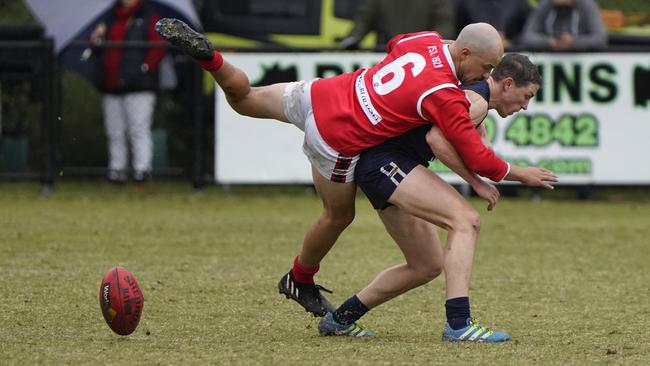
left=333, top=294, right=369, bottom=325
left=445, top=296, right=470, bottom=330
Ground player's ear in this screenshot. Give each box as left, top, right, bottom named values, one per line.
left=504, top=77, right=514, bottom=89
left=460, top=47, right=472, bottom=60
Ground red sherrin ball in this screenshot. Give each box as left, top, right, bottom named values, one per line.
left=99, top=266, right=144, bottom=336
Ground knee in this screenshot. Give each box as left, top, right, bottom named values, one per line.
left=427, top=266, right=443, bottom=282
left=450, top=208, right=482, bottom=235
left=322, top=208, right=355, bottom=230
left=415, top=261, right=443, bottom=285
left=226, top=85, right=255, bottom=114
left=229, top=100, right=248, bottom=116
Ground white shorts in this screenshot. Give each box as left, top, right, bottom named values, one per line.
left=282, top=81, right=359, bottom=183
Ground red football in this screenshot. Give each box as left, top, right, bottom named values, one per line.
left=99, top=266, right=144, bottom=336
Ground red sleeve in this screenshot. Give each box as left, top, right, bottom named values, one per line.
left=144, top=13, right=166, bottom=71
left=421, top=88, right=509, bottom=182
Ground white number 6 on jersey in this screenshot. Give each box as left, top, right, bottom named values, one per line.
left=372, top=53, right=426, bottom=95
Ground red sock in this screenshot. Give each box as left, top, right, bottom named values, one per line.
left=292, top=256, right=319, bottom=284
left=198, top=51, right=223, bottom=72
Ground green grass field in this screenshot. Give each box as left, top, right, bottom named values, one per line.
left=1, top=181, right=649, bottom=365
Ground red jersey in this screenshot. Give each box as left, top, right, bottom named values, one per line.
left=311, top=32, right=509, bottom=182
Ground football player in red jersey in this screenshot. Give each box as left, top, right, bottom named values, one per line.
left=157, top=19, right=556, bottom=318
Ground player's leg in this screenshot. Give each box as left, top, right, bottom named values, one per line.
left=156, top=18, right=289, bottom=122
left=388, top=166, right=510, bottom=342
left=279, top=167, right=356, bottom=316
left=210, top=63, right=290, bottom=122
left=278, top=92, right=359, bottom=316
left=320, top=207, right=443, bottom=337
left=300, top=168, right=356, bottom=267
left=356, top=207, right=443, bottom=308
left=388, top=165, right=480, bottom=300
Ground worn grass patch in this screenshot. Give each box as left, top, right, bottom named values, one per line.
left=1, top=181, right=649, bottom=365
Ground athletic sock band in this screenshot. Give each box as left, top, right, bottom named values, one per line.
left=198, top=51, right=223, bottom=72
left=445, top=296, right=471, bottom=330
left=292, top=255, right=319, bottom=284
left=333, top=294, right=369, bottom=325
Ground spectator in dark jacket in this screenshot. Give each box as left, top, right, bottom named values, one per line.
left=90, top=0, right=166, bottom=183
left=520, top=0, right=607, bottom=51
left=453, top=0, right=531, bottom=46
left=339, top=0, right=454, bottom=50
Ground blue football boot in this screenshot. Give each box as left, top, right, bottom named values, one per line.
left=442, top=317, right=510, bottom=342
left=318, top=312, right=374, bottom=337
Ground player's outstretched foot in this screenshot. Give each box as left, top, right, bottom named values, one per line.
left=318, top=312, right=374, bottom=337
left=442, top=317, right=510, bottom=342
left=278, top=271, right=335, bottom=317
left=155, top=18, right=214, bottom=60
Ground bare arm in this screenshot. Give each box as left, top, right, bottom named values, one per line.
left=465, top=90, right=492, bottom=148
left=426, top=127, right=499, bottom=210
left=425, top=127, right=483, bottom=188
left=477, top=123, right=492, bottom=149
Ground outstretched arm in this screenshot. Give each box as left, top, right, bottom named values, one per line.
left=427, top=125, right=558, bottom=190
left=425, top=127, right=499, bottom=210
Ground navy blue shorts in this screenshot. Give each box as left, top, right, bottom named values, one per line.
left=355, top=125, right=434, bottom=210
left=355, top=149, right=426, bottom=210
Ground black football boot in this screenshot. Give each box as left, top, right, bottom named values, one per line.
left=278, top=271, right=335, bottom=317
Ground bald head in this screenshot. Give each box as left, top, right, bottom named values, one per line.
left=456, top=23, right=504, bottom=58
left=450, top=23, right=504, bottom=84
